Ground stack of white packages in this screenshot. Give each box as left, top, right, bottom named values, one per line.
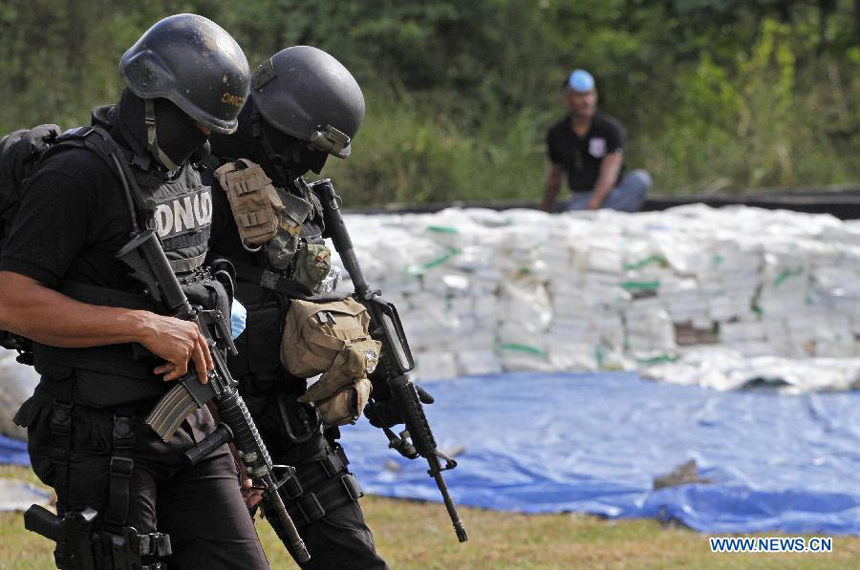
left=329, top=204, right=860, bottom=392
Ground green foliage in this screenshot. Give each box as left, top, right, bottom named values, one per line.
left=321, top=91, right=549, bottom=207
left=0, top=0, right=857, bottom=205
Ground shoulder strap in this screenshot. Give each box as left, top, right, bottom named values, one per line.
left=52, top=126, right=145, bottom=233
left=199, top=153, right=223, bottom=174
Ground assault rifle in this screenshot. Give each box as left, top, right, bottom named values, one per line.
left=116, top=230, right=310, bottom=564
left=311, top=179, right=468, bottom=543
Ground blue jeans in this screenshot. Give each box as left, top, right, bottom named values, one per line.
left=567, top=169, right=652, bottom=212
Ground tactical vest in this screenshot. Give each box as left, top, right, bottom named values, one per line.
left=27, top=127, right=222, bottom=409
left=134, top=159, right=212, bottom=274
left=214, top=173, right=332, bottom=397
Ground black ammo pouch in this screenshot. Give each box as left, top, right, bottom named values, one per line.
left=12, top=378, right=77, bottom=514
left=230, top=301, right=286, bottom=395
left=180, top=271, right=231, bottom=316
left=95, top=525, right=172, bottom=570
left=281, top=443, right=363, bottom=527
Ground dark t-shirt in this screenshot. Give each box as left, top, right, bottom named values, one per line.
left=0, top=147, right=137, bottom=290
left=546, top=112, right=625, bottom=193
left=2, top=146, right=222, bottom=435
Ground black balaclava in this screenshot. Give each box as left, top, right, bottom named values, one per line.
left=259, top=118, right=328, bottom=177
left=112, top=88, right=208, bottom=172
left=154, top=97, right=209, bottom=167
left=209, top=102, right=328, bottom=187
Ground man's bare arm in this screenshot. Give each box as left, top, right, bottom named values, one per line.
left=0, top=271, right=213, bottom=382
left=540, top=163, right=564, bottom=212
left=588, top=151, right=624, bottom=209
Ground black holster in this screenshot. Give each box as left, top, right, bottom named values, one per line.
left=24, top=505, right=172, bottom=570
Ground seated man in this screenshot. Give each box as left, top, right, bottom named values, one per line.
left=540, top=69, right=652, bottom=212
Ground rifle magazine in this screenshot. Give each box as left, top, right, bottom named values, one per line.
left=145, top=383, right=199, bottom=442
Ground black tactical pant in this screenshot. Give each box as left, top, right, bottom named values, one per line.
left=254, top=395, right=388, bottom=570
left=18, top=384, right=270, bottom=570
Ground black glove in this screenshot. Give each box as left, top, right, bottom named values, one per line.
left=365, top=384, right=435, bottom=429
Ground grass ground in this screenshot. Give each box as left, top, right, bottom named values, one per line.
left=1, top=465, right=857, bottom=569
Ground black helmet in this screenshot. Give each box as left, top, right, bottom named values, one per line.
left=250, top=46, right=365, bottom=158
left=120, top=13, right=250, bottom=135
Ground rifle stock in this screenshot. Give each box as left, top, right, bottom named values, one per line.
left=312, top=179, right=468, bottom=543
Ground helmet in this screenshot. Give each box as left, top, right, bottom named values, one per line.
left=120, top=13, right=250, bottom=134
left=250, top=46, right=365, bottom=158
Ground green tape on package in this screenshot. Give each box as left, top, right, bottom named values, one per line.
left=624, top=255, right=667, bottom=271
left=498, top=343, right=547, bottom=357
left=621, top=280, right=660, bottom=292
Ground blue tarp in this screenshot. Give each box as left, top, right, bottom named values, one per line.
left=339, top=372, right=860, bottom=534
left=0, top=435, right=29, bottom=467
left=3, top=372, right=857, bottom=533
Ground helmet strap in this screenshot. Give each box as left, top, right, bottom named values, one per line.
left=250, top=108, right=289, bottom=183
left=144, top=99, right=181, bottom=175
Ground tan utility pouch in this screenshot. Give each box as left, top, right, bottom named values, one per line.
left=313, top=377, right=373, bottom=427
left=215, top=159, right=283, bottom=249
left=285, top=298, right=381, bottom=426
left=298, top=344, right=377, bottom=427
left=281, top=298, right=378, bottom=378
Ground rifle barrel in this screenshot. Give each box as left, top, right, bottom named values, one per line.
left=430, top=461, right=468, bottom=543
left=313, top=178, right=468, bottom=543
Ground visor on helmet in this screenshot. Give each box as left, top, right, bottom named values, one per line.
left=308, top=125, right=351, bottom=158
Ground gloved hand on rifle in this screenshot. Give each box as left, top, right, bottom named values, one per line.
left=364, top=384, right=435, bottom=428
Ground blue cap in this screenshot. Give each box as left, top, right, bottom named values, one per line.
left=568, top=69, right=595, bottom=92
